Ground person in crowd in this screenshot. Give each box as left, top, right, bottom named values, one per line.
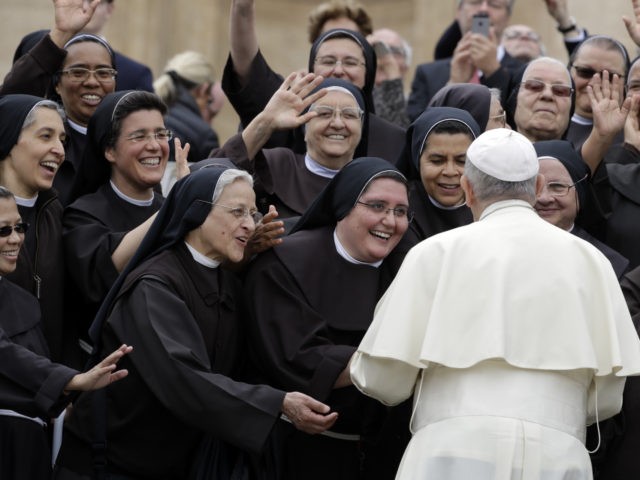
left=212, top=73, right=364, bottom=225
left=1, top=0, right=118, bottom=204
left=367, top=28, right=413, bottom=128
left=243, top=157, right=411, bottom=479
left=500, top=24, right=545, bottom=62
left=154, top=50, right=221, bottom=167
left=533, top=140, right=629, bottom=278
left=54, top=165, right=338, bottom=479
left=510, top=56, right=575, bottom=142
left=350, top=128, right=640, bottom=480
left=0, top=94, right=67, bottom=362
left=223, top=0, right=405, bottom=163
left=565, top=35, right=630, bottom=152
left=202, top=81, right=227, bottom=124
left=0, top=185, right=133, bottom=480
left=62, top=90, right=172, bottom=364
left=407, top=0, right=522, bottom=121
left=393, top=107, right=481, bottom=264
left=429, top=83, right=507, bottom=130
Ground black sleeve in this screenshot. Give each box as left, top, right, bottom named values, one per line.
left=434, top=20, right=462, bottom=60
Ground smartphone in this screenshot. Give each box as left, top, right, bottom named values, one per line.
left=471, top=13, right=490, bottom=37
left=373, top=41, right=391, bottom=58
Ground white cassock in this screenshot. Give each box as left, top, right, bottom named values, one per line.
left=351, top=200, right=640, bottom=480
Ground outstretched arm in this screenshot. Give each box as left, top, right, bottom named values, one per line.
left=64, top=344, right=132, bottom=393
left=229, top=0, right=259, bottom=83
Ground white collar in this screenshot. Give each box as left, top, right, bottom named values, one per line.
left=428, top=194, right=466, bottom=211
left=571, top=113, right=593, bottom=126
left=479, top=199, right=535, bottom=220
left=184, top=241, right=221, bottom=268
left=305, top=154, right=341, bottom=179
left=333, top=229, right=382, bottom=268
left=110, top=181, right=154, bottom=207
left=67, top=118, right=88, bottom=135
left=14, top=194, right=38, bottom=208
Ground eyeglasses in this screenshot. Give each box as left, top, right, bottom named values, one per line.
left=521, top=79, right=574, bottom=98
left=488, top=111, right=506, bottom=127
left=59, top=67, right=117, bottom=83
left=464, top=0, right=509, bottom=9
left=356, top=201, right=414, bottom=222
left=125, top=129, right=173, bottom=143
left=0, top=222, right=29, bottom=238
left=502, top=30, right=540, bottom=42
left=572, top=65, right=625, bottom=80
left=309, top=105, right=364, bottom=121
left=543, top=174, right=588, bottom=197
left=314, top=56, right=366, bottom=71
left=214, top=203, right=264, bottom=224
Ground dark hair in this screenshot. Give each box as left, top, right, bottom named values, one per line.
left=105, top=91, right=168, bottom=149
left=307, top=0, right=373, bottom=43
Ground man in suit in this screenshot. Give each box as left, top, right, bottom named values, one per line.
left=407, top=0, right=522, bottom=122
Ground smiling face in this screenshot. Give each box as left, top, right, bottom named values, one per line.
left=185, top=179, right=257, bottom=263
left=1, top=107, right=66, bottom=198
left=0, top=197, right=24, bottom=276
left=336, top=177, right=409, bottom=263
left=515, top=59, right=572, bottom=142
left=313, top=37, right=367, bottom=88
left=105, top=109, right=169, bottom=199
left=305, top=90, right=362, bottom=169
left=419, top=131, right=473, bottom=206
left=571, top=43, right=627, bottom=118
left=55, top=40, right=115, bottom=126
left=534, top=158, right=579, bottom=231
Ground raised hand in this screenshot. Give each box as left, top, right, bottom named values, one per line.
left=244, top=205, right=285, bottom=257
left=51, top=0, right=101, bottom=46
left=174, top=137, right=191, bottom=182
left=588, top=70, right=630, bottom=139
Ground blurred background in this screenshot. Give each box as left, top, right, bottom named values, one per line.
left=1, top=0, right=638, bottom=143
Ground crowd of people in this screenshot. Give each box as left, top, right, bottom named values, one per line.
left=3, top=0, right=640, bottom=478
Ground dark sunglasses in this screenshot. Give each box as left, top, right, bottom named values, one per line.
left=0, top=222, right=29, bottom=238
left=521, top=79, right=574, bottom=98
left=572, top=65, right=625, bottom=80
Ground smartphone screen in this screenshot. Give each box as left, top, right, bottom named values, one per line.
left=472, top=14, right=490, bottom=37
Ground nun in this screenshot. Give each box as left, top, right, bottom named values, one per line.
left=533, top=140, right=629, bottom=278
left=55, top=165, right=337, bottom=479
left=0, top=94, right=67, bottom=361
left=243, top=157, right=412, bottom=479
left=62, top=90, right=169, bottom=362
left=212, top=75, right=364, bottom=221
left=394, top=107, right=481, bottom=261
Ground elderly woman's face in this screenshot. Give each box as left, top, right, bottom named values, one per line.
left=336, top=177, right=409, bottom=263
left=187, top=179, right=257, bottom=263
left=105, top=109, right=169, bottom=199
left=55, top=41, right=116, bottom=126
left=0, top=197, right=24, bottom=276
left=305, top=90, right=362, bottom=168
left=313, top=38, right=367, bottom=89
left=420, top=131, right=473, bottom=207
left=534, top=158, right=578, bottom=231
left=486, top=95, right=507, bottom=130
left=3, top=107, right=66, bottom=198
left=514, top=60, right=573, bottom=142
left=571, top=44, right=627, bottom=118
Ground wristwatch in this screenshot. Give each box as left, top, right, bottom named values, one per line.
left=557, top=16, right=578, bottom=34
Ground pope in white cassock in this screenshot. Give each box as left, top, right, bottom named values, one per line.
left=350, top=128, right=640, bottom=480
